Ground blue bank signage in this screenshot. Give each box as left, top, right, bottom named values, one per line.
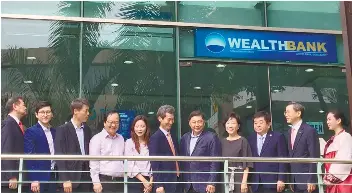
left=195, top=28, right=337, bottom=63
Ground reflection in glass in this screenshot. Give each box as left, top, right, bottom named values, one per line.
left=1, top=1, right=81, bottom=17
left=267, top=1, right=341, bottom=30
left=82, top=23, right=177, bottom=137
left=1, top=19, right=80, bottom=127
left=270, top=66, right=349, bottom=139
left=180, top=63, right=270, bottom=137
left=83, top=1, right=175, bottom=21
left=178, top=1, right=264, bottom=26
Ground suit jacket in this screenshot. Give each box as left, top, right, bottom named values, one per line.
left=24, top=123, right=56, bottom=182
left=1, top=116, right=24, bottom=186
left=54, top=121, right=91, bottom=188
left=149, top=129, right=179, bottom=193
left=248, top=130, right=288, bottom=192
left=180, top=131, right=221, bottom=192
left=288, top=122, right=320, bottom=191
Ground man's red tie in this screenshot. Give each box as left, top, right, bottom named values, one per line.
left=19, top=121, right=24, bottom=134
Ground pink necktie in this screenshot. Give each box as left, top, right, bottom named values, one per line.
left=166, top=133, right=180, bottom=177
left=291, top=128, right=297, bottom=149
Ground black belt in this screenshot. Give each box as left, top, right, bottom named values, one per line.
left=99, top=174, right=123, bottom=181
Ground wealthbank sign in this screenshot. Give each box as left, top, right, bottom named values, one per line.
left=195, top=28, right=337, bottom=63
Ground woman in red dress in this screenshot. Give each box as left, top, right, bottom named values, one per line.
left=323, top=110, right=352, bottom=193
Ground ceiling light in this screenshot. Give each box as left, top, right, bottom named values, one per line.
left=246, top=105, right=252, bottom=109
left=27, top=57, right=36, bottom=60
left=342, top=69, right=346, bottom=73
left=24, top=80, right=33, bottom=84
left=305, top=68, right=314, bottom=72
left=273, top=89, right=280, bottom=93
left=193, top=86, right=201, bottom=90
left=124, top=60, right=133, bottom=64
left=216, top=64, right=226, bottom=68
left=319, top=110, right=325, bottom=113
left=111, top=83, right=119, bottom=87
left=148, top=112, right=154, bottom=115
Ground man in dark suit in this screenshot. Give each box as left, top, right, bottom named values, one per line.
left=248, top=111, right=288, bottom=193
left=285, top=102, right=320, bottom=193
left=1, top=96, right=27, bottom=193
left=149, top=105, right=180, bottom=193
left=54, top=98, right=92, bottom=193
left=180, top=110, right=221, bottom=193
left=24, top=101, right=57, bottom=193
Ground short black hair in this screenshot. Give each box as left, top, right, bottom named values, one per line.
left=253, top=111, right=271, bottom=123
left=70, top=98, right=89, bottom=114
left=103, top=110, right=120, bottom=123
left=222, top=112, right=242, bottom=132
left=188, top=110, right=205, bottom=121
left=5, top=96, right=24, bottom=114
left=35, top=101, right=52, bottom=113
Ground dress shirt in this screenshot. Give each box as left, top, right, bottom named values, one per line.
left=189, top=131, right=202, bottom=155
left=8, top=114, right=20, bottom=124
left=257, top=133, right=267, bottom=156
left=291, top=120, right=303, bottom=144
left=71, top=119, right=85, bottom=155
left=38, top=122, right=55, bottom=169
left=89, top=129, right=125, bottom=183
left=124, top=138, right=151, bottom=178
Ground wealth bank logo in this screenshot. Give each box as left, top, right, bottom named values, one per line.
left=203, top=31, right=330, bottom=57
left=205, top=32, right=226, bottom=53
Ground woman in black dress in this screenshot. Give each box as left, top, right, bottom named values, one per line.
left=221, top=112, right=253, bottom=193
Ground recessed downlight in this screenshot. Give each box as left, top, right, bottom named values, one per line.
left=148, top=112, right=154, bottom=115
left=27, top=57, right=36, bottom=60
left=124, top=60, right=133, bottom=64
left=319, top=110, right=325, bottom=113
left=24, top=80, right=33, bottom=84
left=216, top=64, right=226, bottom=68
left=111, top=83, right=119, bottom=87
left=273, top=89, right=280, bottom=93
left=305, top=68, right=314, bottom=72
left=246, top=105, right=252, bottom=109
left=193, top=86, right=201, bottom=90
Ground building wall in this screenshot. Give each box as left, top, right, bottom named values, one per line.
left=1, top=1, right=350, bottom=140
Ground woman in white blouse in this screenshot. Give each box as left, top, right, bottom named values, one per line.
left=125, top=115, right=153, bottom=193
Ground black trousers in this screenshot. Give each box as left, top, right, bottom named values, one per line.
left=254, top=185, right=277, bottom=193
left=99, top=175, right=124, bottom=193
left=59, top=172, right=92, bottom=193
left=128, top=176, right=150, bottom=193
left=1, top=186, right=18, bottom=193
left=186, top=184, right=199, bottom=193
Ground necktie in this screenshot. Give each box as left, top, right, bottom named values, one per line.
left=166, top=133, right=180, bottom=177
left=291, top=128, right=297, bottom=149
left=19, top=121, right=24, bottom=134
left=258, top=136, right=264, bottom=156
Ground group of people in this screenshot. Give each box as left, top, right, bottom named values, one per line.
left=1, top=96, right=352, bottom=193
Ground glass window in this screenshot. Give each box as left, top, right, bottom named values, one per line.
left=1, top=19, right=80, bottom=127
left=180, top=62, right=270, bottom=138
left=267, top=1, right=341, bottom=30
left=179, top=28, right=194, bottom=58
left=270, top=66, right=350, bottom=140
left=83, top=1, right=175, bottom=21
left=178, top=1, right=264, bottom=26
left=82, top=23, right=178, bottom=138
left=1, top=1, right=81, bottom=17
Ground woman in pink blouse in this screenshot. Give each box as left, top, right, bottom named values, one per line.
left=125, top=115, right=153, bottom=193
left=323, top=110, right=352, bottom=193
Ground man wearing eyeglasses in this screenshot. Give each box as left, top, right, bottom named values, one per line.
left=24, top=101, right=57, bottom=193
